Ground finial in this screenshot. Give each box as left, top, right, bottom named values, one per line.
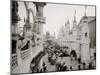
left=24, top=17, right=26, bottom=23
left=54, top=32, right=55, bottom=36
left=73, top=10, right=76, bottom=23
left=75, top=10, right=76, bottom=16
left=67, top=19, right=70, bottom=24
left=85, top=5, right=87, bottom=16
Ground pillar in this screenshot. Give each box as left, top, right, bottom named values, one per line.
left=33, top=2, right=46, bottom=49
left=33, top=2, right=46, bottom=69
left=33, top=2, right=46, bottom=34
left=12, top=1, right=21, bottom=65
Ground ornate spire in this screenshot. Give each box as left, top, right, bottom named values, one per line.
left=24, top=17, right=26, bottom=23
left=54, top=32, right=55, bottom=37
left=67, top=19, right=70, bottom=24
left=85, top=5, right=87, bottom=16
left=83, top=5, right=88, bottom=19
left=73, top=10, right=76, bottom=23
left=65, top=18, right=70, bottom=27
left=65, top=18, right=70, bottom=32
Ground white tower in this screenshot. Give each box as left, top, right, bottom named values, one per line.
left=72, top=10, right=77, bottom=40
left=80, top=6, right=90, bottom=67
left=65, top=19, right=70, bottom=32
left=73, top=10, right=77, bottom=28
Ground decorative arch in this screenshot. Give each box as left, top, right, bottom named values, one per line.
left=24, top=2, right=35, bottom=24
left=70, top=50, right=77, bottom=60
left=29, top=8, right=35, bottom=24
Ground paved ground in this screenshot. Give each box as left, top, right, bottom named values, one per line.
left=40, top=54, right=56, bottom=72
left=56, top=56, right=79, bottom=70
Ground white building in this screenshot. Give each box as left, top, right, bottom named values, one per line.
left=57, top=10, right=80, bottom=58
left=11, top=1, right=47, bottom=74
left=57, top=10, right=96, bottom=66
left=78, top=15, right=96, bottom=66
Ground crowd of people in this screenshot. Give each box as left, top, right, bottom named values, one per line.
left=30, top=42, right=96, bottom=73
left=56, top=62, right=69, bottom=71
left=35, top=62, right=48, bottom=73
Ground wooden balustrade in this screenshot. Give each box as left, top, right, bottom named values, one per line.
left=11, top=49, right=31, bottom=70
left=21, top=49, right=31, bottom=61
left=11, top=53, right=18, bottom=70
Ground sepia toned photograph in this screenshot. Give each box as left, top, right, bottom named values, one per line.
left=11, top=0, right=96, bottom=74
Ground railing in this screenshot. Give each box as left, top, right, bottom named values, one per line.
left=21, top=49, right=31, bottom=61
left=11, top=53, right=18, bottom=70
left=34, top=16, right=46, bottom=23
left=30, top=51, right=45, bottom=73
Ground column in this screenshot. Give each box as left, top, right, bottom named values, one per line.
left=33, top=2, right=46, bottom=69
left=33, top=2, right=46, bottom=50
left=33, top=2, right=46, bottom=34
left=12, top=1, right=21, bottom=65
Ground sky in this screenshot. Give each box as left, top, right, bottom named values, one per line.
left=18, top=2, right=95, bottom=37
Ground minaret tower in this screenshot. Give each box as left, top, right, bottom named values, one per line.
left=73, top=10, right=77, bottom=28
left=85, top=5, right=87, bottom=17
left=81, top=5, right=90, bottom=65
left=65, top=18, right=70, bottom=32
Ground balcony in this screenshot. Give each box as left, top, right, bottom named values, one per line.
left=11, top=53, right=18, bottom=70
left=34, top=16, right=46, bottom=24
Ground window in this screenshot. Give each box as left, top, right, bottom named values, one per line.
left=12, top=40, right=17, bottom=53
left=85, top=32, right=87, bottom=38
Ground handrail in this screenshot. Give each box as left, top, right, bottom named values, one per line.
left=21, top=49, right=31, bottom=61
left=11, top=53, right=18, bottom=70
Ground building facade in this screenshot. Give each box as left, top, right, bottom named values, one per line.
left=11, top=1, right=46, bottom=74
left=57, top=10, right=96, bottom=67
